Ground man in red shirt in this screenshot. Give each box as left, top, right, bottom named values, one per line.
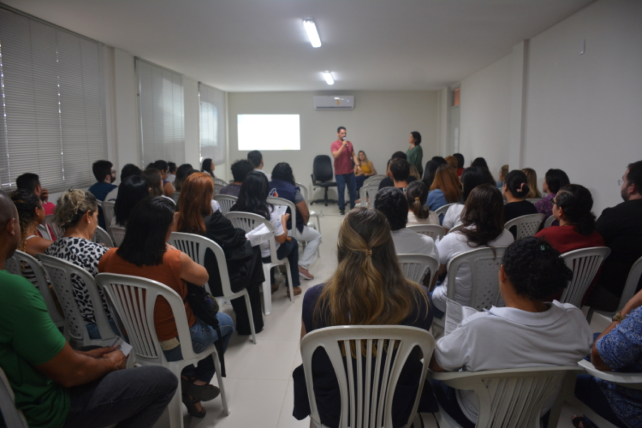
left=330, top=126, right=360, bottom=214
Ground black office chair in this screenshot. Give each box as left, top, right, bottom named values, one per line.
left=310, top=155, right=338, bottom=206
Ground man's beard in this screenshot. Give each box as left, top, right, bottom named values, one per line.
left=621, top=187, right=630, bottom=202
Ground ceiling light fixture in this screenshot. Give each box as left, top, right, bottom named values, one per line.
left=322, top=71, right=334, bottom=85
left=303, top=19, right=322, bottom=48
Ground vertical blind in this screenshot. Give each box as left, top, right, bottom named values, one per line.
left=136, top=58, right=185, bottom=168
left=0, top=8, right=107, bottom=192
left=199, top=83, right=226, bottom=165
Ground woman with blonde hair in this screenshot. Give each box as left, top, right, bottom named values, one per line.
left=427, top=164, right=462, bottom=213
left=355, top=150, right=377, bottom=191
left=292, top=208, right=436, bottom=426
left=522, top=167, right=543, bottom=199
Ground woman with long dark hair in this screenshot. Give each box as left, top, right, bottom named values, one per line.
left=536, top=168, right=571, bottom=218
left=231, top=171, right=302, bottom=296
left=503, top=169, right=537, bottom=225
left=431, top=184, right=514, bottom=318
left=201, top=158, right=215, bottom=179
left=292, top=208, right=435, bottom=426
left=11, top=189, right=52, bottom=256
left=441, top=166, right=495, bottom=231
left=113, top=175, right=149, bottom=226
left=153, top=160, right=176, bottom=197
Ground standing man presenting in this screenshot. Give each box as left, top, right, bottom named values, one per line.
left=331, top=126, right=360, bottom=215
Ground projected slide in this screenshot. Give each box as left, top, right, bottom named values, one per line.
left=238, top=114, right=301, bottom=151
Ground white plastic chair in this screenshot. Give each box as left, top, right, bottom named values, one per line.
left=359, top=183, right=380, bottom=208
left=587, top=255, right=642, bottom=323
left=363, top=175, right=386, bottom=187
left=0, top=367, right=29, bottom=428
left=95, top=273, right=229, bottom=428
left=526, top=197, right=542, bottom=205
left=44, top=214, right=63, bottom=241
left=38, top=254, right=117, bottom=347
left=448, top=223, right=465, bottom=234
left=93, top=226, right=114, bottom=247
left=543, top=215, right=556, bottom=229
left=214, top=183, right=225, bottom=196
left=108, top=224, right=126, bottom=246
left=225, top=211, right=294, bottom=315
left=566, top=360, right=642, bottom=428
left=169, top=232, right=256, bottom=344
left=213, top=177, right=228, bottom=186
left=398, top=253, right=439, bottom=287
left=213, top=194, right=237, bottom=215
left=432, top=365, right=583, bottom=428
left=5, top=250, right=66, bottom=334
left=435, top=203, right=456, bottom=218
left=301, top=325, right=435, bottom=428
left=504, top=213, right=545, bottom=240
left=296, top=182, right=321, bottom=233
left=407, top=224, right=446, bottom=242
left=102, top=200, right=115, bottom=228
left=558, top=246, right=611, bottom=308
left=37, top=223, right=52, bottom=240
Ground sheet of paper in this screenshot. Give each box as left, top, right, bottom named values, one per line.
left=245, top=224, right=272, bottom=246
left=272, top=205, right=287, bottom=217
left=109, top=336, right=133, bottom=357
left=444, top=299, right=478, bottom=336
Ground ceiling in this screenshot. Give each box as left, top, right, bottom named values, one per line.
left=2, top=0, right=594, bottom=92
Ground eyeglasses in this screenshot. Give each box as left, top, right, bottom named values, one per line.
left=551, top=199, right=558, bottom=206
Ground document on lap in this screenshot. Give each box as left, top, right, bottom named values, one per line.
left=445, top=299, right=478, bottom=336
left=109, top=337, right=133, bottom=356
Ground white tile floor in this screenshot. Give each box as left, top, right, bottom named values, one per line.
left=175, top=203, right=610, bottom=428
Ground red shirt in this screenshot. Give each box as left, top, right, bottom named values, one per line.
left=331, top=139, right=355, bottom=175
left=535, top=225, right=605, bottom=254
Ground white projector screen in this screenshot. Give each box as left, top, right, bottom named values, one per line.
left=237, top=114, right=300, bottom=151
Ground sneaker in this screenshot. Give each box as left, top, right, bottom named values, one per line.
left=298, top=266, right=315, bottom=280
left=340, top=209, right=345, bottom=215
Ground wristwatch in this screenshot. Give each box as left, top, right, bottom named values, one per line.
left=612, top=312, right=626, bottom=322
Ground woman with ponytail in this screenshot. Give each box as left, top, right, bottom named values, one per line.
left=536, top=184, right=604, bottom=254
left=503, top=170, right=538, bottom=227
left=10, top=189, right=52, bottom=256
left=292, top=208, right=436, bottom=427
left=405, top=181, right=439, bottom=225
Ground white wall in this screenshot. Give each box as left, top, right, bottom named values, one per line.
left=227, top=91, right=439, bottom=200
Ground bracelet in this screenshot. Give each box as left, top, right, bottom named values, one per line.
left=612, top=312, right=626, bottom=322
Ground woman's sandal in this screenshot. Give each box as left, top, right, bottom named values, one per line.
left=287, top=286, right=302, bottom=297
left=572, top=415, right=598, bottom=428
left=181, top=377, right=220, bottom=402
left=182, top=393, right=206, bottom=418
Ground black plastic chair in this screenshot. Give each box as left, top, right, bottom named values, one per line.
left=310, top=155, right=338, bottom=206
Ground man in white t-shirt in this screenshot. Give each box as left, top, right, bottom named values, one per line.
left=429, top=237, right=593, bottom=427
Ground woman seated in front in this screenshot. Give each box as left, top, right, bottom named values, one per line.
left=292, top=208, right=436, bottom=427
left=112, top=174, right=149, bottom=226
left=427, top=164, right=462, bottom=216
left=405, top=181, right=439, bottom=225
left=442, top=166, right=495, bottom=232
left=431, top=184, right=514, bottom=319
left=430, top=237, right=593, bottom=428
left=11, top=189, right=52, bottom=257
left=503, top=169, right=538, bottom=224
left=354, top=150, right=377, bottom=191
left=176, top=172, right=265, bottom=336
left=98, top=196, right=234, bottom=418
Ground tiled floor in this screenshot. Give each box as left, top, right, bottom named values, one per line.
left=169, top=203, right=610, bottom=428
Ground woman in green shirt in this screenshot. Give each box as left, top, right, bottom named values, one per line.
left=406, top=131, right=424, bottom=178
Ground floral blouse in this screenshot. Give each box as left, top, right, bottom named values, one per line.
left=535, top=193, right=555, bottom=218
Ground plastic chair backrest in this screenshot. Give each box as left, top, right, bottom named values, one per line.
left=267, top=197, right=297, bottom=232
left=615, top=255, right=642, bottom=314
left=300, top=325, right=435, bottom=428
left=95, top=273, right=198, bottom=364
left=446, top=246, right=508, bottom=310
left=448, top=223, right=465, bottom=234
left=213, top=194, right=238, bottom=215
left=359, top=183, right=380, bottom=208
left=504, top=213, right=546, bottom=240
left=543, top=215, right=556, bottom=229
left=397, top=253, right=439, bottom=286
left=44, top=214, right=63, bottom=241
left=38, top=254, right=116, bottom=346
left=578, top=360, right=642, bottom=390
left=296, top=182, right=308, bottom=200
left=560, top=247, right=611, bottom=308
left=225, top=211, right=278, bottom=262
left=102, top=200, right=115, bottom=228
left=0, top=367, right=29, bottom=428
left=313, top=155, right=334, bottom=182
left=6, top=250, right=65, bottom=327
left=213, top=177, right=228, bottom=186
left=108, top=225, right=126, bottom=246
left=526, top=198, right=542, bottom=204
left=168, top=232, right=233, bottom=297
left=37, top=224, right=52, bottom=240
left=407, top=224, right=446, bottom=241
left=214, top=183, right=225, bottom=195
left=434, top=203, right=456, bottom=217
left=363, top=175, right=386, bottom=187
left=93, top=226, right=114, bottom=247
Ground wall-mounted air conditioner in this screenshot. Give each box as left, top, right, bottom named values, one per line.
left=313, top=95, right=354, bottom=110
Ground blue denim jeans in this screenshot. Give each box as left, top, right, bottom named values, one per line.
left=335, top=173, right=356, bottom=211
left=574, top=374, right=626, bottom=427
left=86, top=318, right=120, bottom=340
left=163, top=314, right=235, bottom=383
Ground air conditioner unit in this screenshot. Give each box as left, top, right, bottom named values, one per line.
left=313, top=95, right=354, bottom=110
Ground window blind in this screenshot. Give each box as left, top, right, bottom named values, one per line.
left=136, top=58, right=185, bottom=168
left=0, top=7, right=107, bottom=192
left=199, top=83, right=226, bottom=165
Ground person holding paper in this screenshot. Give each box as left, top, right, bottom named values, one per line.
left=429, top=237, right=593, bottom=427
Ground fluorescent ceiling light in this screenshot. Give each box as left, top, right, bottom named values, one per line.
left=322, top=71, right=334, bottom=85
left=303, top=19, right=322, bottom=48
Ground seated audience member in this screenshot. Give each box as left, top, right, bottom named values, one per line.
left=143, top=167, right=174, bottom=204
left=470, top=157, right=496, bottom=182
left=231, top=171, right=302, bottom=296
left=431, top=184, right=514, bottom=318
left=430, top=237, right=593, bottom=428
left=220, top=159, right=254, bottom=197
left=445, top=155, right=458, bottom=170
left=11, top=189, right=52, bottom=257
left=573, top=287, right=642, bottom=428
left=177, top=172, right=265, bottom=335
left=292, top=208, right=436, bottom=426
left=0, top=191, right=177, bottom=428
left=99, top=196, right=234, bottom=418
left=270, top=163, right=321, bottom=280
left=522, top=167, right=543, bottom=199
left=201, top=158, right=216, bottom=179
left=378, top=151, right=416, bottom=190
left=406, top=181, right=439, bottom=225
left=389, top=158, right=412, bottom=189
left=16, top=172, right=55, bottom=215
left=422, top=156, right=447, bottom=188
left=503, top=169, right=538, bottom=229
left=590, top=161, right=642, bottom=312
left=44, top=190, right=115, bottom=339
left=442, top=166, right=495, bottom=231
left=453, top=153, right=465, bottom=177
left=375, top=187, right=438, bottom=260
left=406, top=131, right=424, bottom=177
left=170, top=163, right=195, bottom=204
left=105, top=163, right=143, bottom=202
left=88, top=160, right=117, bottom=229
left=247, top=150, right=271, bottom=180
left=153, top=160, right=176, bottom=197
left=167, top=161, right=177, bottom=183
left=497, top=164, right=508, bottom=189
left=355, top=150, right=377, bottom=191
left=113, top=175, right=150, bottom=226
left=428, top=164, right=462, bottom=215
left=409, top=164, right=422, bottom=181
left=536, top=168, right=571, bottom=218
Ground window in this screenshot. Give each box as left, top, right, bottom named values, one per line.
left=0, top=7, right=107, bottom=191
left=199, top=83, right=225, bottom=164
left=136, top=58, right=185, bottom=168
